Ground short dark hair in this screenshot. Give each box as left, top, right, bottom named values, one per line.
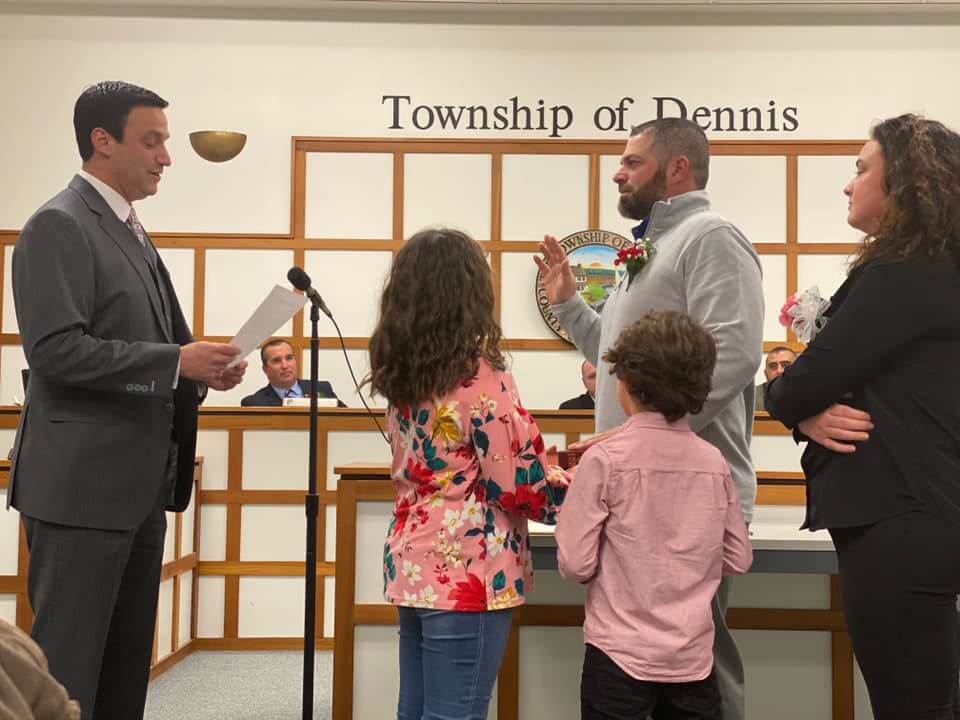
left=73, top=81, right=168, bottom=161
left=766, top=346, right=796, bottom=358
left=631, top=118, right=710, bottom=190
left=603, top=310, right=716, bottom=422
left=260, top=338, right=294, bottom=366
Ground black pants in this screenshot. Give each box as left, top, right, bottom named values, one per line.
left=581, top=644, right=723, bottom=720
left=23, top=494, right=167, bottom=720
left=830, top=511, right=960, bottom=720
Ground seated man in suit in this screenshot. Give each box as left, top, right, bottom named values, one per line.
left=755, top=346, right=797, bottom=412
left=559, top=359, right=597, bottom=410
left=241, top=338, right=346, bottom=407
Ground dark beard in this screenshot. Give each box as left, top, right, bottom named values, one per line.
left=618, top=166, right=667, bottom=221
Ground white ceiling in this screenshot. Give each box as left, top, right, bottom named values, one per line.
left=2, top=0, right=959, bottom=22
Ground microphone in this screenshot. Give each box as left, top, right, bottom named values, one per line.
left=287, top=266, right=333, bottom=319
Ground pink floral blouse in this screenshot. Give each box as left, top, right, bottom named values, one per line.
left=383, top=359, right=569, bottom=612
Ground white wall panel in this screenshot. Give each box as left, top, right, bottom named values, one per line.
left=199, top=505, right=227, bottom=562
left=305, top=153, right=393, bottom=239
left=324, top=576, right=336, bottom=638
left=0, top=346, right=27, bottom=406
left=759, top=254, right=788, bottom=344
left=203, top=249, right=294, bottom=338
left=242, top=430, right=309, bottom=490
left=0, top=596, right=16, bottom=625
left=303, top=250, right=392, bottom=337
left=237, top=576, right=305, bottom=637
left=178, top=572, right=193, bottom=648
left=157, top=578, right=174, bottom=659
left=403, top=154, right=492, bottom=240
left=500, top=252, right=557, bottom=340
left=326, top=431, right=392, bottom=491
left=710, top=155, right=787, bottom=245
left=196, top=430, right=229, bottom=491
left=0, top=493, right=18, bottom=576
left=325, top=504, right=337, bottom=562
left=197, top=576, right=225, bottom=638
left=798, top=253, right=852, bottom=305
left=798, top=156, right=863, bottom=244
left=750, top=434, right=804, bottom=473
left=518, top=627, right=584, bottom=720
left=355, top=501, right=393, bottom=604
left=728, top=573, right=830, bottom=610
left=181, top=491, right=196, bottom=556
left=240, top=505, right=305, bottom=562
left=315, top=348, right=385, bottom=410
left=157, top=247, right=195, bottom=328
left=502, top=155, right=588, bottom=241
left=737, top=630, right=833, bottom=720
left=163, top=511, right=176, bottom=564
left=354, top=626, right=400, bottom=719
left=507, top=349, right=588, bottom=412
left=2, top=246, right=15, bottom=334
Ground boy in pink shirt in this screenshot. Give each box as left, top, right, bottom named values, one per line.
left=556, top=310, right=752, bottom=719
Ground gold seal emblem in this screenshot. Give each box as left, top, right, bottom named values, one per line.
left=535, top=229, right=634, bottom=344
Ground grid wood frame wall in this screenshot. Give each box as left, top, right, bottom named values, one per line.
left=0, top=136, right=864, bottom=368
left=0, top=447, right=201, bottom=680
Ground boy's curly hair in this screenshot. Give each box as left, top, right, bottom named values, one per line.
left=602, top=310, right=716, bottom=422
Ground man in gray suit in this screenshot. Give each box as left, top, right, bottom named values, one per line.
left=9, top=81, right=248, bottom=719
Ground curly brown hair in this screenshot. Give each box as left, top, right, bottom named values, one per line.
left=602, top=310, right=716, bottom=422
left=851, top=114, right=960, bottom=271
left=366, top=227, right=505, bottom=407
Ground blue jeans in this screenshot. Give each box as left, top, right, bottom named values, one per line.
left=397, top=606, right=514, bottom=720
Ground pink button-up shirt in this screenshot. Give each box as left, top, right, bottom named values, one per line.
left=556, top=412, right=752, bottom=682
left=384, top=359, right=569, bottom=612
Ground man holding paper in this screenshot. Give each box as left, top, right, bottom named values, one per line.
left=8, top=81, right=246, bottom=719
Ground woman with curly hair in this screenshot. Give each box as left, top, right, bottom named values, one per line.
left=765, top=114, right=960, bottom=718
left=366, top=227, right=569, bottom=720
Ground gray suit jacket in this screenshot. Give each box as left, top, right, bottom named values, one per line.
left=9, top=175, right=200, bottom=530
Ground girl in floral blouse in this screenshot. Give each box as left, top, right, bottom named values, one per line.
left=366, top=227, right=570, bottom=720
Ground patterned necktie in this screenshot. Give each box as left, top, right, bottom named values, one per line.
left=285, top=388, right=296, bottom=398
left=126, top=206, right=147, bottom=248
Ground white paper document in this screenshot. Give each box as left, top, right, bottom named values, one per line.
left=227, top=285, right=307, bottom=366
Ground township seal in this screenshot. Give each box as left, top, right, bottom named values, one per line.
left=535, top=229, right=633, bottom=344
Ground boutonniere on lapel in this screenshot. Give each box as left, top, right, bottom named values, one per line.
left=614, top=237, right=656, bottom=290
left=779, top=286, right=829, bottom=343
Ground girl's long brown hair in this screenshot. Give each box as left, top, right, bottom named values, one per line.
left=365, top=227, right=505, bottom=407
left=851, top=114, right=960, bottom=271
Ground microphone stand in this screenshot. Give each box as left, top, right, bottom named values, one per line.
left=302, top=301, right=320, bottom=720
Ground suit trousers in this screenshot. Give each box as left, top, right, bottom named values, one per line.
left=22, top=484, right=167, bottom=720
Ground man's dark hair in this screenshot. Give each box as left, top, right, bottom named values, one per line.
left=260, top=338, right=294, bottom=366
left=603, top=310, right=716, bottom=422
left=766, top=346, right=796, bottom=357
left=74, top=81, right=168, bottom=161
left=631, top=118, right=710, bottom=190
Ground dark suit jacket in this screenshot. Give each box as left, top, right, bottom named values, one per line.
left=559, top=392, right=595, bottom=410
left=766, top=258, right=960, bottom=530
left=240, top=379, right=345, bottom=407
left=9, top=175, right=200, bottom=530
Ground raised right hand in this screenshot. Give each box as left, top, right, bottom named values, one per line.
left=797, top=403, right=874, bottom=453
left=179, top=342, right=242, bottom=386
left=533, top=234, right=576, bottom=306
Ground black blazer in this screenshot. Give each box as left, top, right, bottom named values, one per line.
left=559, top=393, right=595, bottom=410
left=240, top=379, right=346, bottom=408
left=765, top=258, right=960, bottom=530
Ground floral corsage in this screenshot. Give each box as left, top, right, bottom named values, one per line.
left=614, top=237, right=656, bottom=289
left=779, top=286, right=830, bottom=343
